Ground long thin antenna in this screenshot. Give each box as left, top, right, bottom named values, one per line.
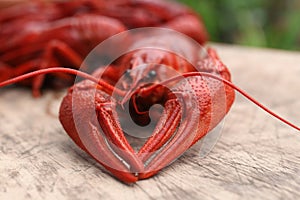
left=0, top=68, right=124, bottom=96
left=1, top=69, right=298, bottom=131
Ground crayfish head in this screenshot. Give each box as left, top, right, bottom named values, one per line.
left=124, top=65, right=157, bottom=87
left=119, top=65, right=158, bottom=105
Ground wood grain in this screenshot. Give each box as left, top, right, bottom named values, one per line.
left=0, top=44, right=300, bottom=199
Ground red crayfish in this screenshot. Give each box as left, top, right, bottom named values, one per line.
left=0, top=0, right=208, bottom=96
left=0, top=1, right=299, bottom=184
left=1, top=29, right=299, bottom=183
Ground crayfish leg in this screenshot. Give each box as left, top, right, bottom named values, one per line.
left=32, top=40, right=84, bottom=96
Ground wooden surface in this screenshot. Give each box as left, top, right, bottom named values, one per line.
left=0, top=44, right=300, bottom=200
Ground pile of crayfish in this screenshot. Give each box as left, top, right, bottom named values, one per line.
left=0, top=0, right=208, bottom=96
left=0, top=0, right=299, bottom=184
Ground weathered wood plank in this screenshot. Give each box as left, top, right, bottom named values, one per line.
left=0, top=44, right=300, bottom=199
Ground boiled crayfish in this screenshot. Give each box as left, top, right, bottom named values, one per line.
left=0, top=1, right=299, bottom=184
left=0, top=0, right=208, bottom=96
left=0, top=29, right=236, bottom=182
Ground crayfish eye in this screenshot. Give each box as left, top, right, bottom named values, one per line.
left=148, top=70, right=156, bottom=78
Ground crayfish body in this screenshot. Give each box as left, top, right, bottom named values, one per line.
left=3, top=0, right=297, bottom=185
left=59, top=33, right=235, bottom=182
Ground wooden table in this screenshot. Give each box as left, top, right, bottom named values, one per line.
left=1, top=44, right=300, bottom=200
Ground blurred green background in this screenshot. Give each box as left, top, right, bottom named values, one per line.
left=177, top=0, right=300, bottom=51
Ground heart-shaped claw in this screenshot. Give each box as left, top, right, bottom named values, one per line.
left=59, top=47, right=235, bottom=183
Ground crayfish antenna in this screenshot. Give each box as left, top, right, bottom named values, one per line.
left=0, top=67, right=125, bottom=96
left=0, top=68, right=96, bottom=88
left=2, top=69, right=297, bottom=132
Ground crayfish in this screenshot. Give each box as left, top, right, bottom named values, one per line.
left=0, top=1, right=299, bottom=184
left=0, top=0, right=207, bottom=96
left=1, top=28, right=299, bottom=183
